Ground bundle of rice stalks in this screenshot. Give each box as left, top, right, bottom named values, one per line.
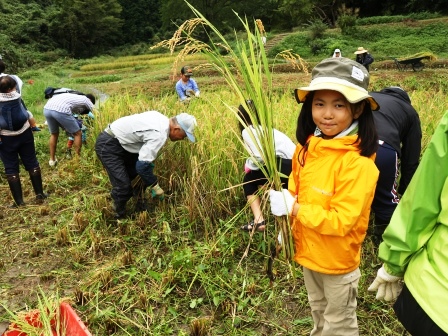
left=396, top=51, right=437, bottom=62
left=154, top=3, right=302, bottom=274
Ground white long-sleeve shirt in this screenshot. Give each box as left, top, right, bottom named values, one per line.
left=242, top=125, right=296, bottom=170
left=109, top=111, right=170, bottom=162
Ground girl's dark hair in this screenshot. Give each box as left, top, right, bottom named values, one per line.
left=237, top=100, right=259, bottom=133
left=296, top=92, right=317, bottom=146
left=296, top=91, right=378, bottom=157
left=0, top=75, right=17, bottom=93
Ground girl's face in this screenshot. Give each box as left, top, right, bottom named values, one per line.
left=311, top=90, right=363, bottom=139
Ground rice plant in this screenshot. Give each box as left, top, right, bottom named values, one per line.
left=152, top=3, right=312, bottom=275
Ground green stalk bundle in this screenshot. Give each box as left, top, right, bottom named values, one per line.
left=157, top=1, right=310, bottom=269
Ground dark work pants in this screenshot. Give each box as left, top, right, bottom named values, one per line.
left=95, top=132, right=139, bottom=203
left=243, top=158, right=292, bottom=196
left=394, top=284, right=448, bottom=336
left=0, top=128, right=39, bottom=174
left=372, top=142, right=400, bottom=225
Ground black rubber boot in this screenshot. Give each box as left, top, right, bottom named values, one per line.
left=6, top=174, right=26, bottom=207
left=373, top=222, right=389, bottom=247
left=29, top=167, right=48, bottom=201
left=135, top=198, right=152, bottom=213
left=113, top=200, right=127, bottom=219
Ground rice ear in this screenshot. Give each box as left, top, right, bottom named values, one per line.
left=154, top=5, right=296, bottom=261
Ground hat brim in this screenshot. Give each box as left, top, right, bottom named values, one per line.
left=294, top=81, right=379, bottom=110
left=354, top=50, right=368, bottom=54
left=185, top=132, right=195, bottom=143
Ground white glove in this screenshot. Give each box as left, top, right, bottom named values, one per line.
left=277, top=231, right=282, bottom=245
left=269, top=189, right=296, bottom=217
left=368, top=265, right=402, bottom=301
left=195, top=91, right=200, bottom=97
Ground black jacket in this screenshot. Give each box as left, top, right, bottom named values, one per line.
left=356, top=53, right=374, bottom=71
left=370, top=87, right=422, bottom=195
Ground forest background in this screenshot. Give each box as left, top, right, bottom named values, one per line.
left=1, top=0, right=448, bottom=335
left=1, top=0, right=448, bottom=70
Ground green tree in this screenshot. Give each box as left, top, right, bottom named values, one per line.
left=48, top=0, right=123, bottom=58
left=118, top=0, right=161, bottom=44
left=277, top=0, right=315, bottom=29
left=160, top=0, right=276, bottom=36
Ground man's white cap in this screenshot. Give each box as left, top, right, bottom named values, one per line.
left=335, top=49, right=341, bottom=53
left=176, top=113, right=197, bottom=142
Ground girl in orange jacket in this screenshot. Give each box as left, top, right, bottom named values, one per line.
left=269, top=57, right=380, bottom=336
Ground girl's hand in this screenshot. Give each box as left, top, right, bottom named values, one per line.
left=269, top=189, right=296, bottom=216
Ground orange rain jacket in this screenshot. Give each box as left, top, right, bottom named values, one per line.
left=288, top=134, right=379, bottom=274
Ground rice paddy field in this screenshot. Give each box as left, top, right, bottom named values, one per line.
left=1, top=20, right=448, bottom=335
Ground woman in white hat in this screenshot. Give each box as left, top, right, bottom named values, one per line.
left=332, top=48, right=342, bottom=58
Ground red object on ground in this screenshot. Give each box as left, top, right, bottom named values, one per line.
left=27, top=80, right=34, bottom=85
left=4, top=302, right=92, bottom=336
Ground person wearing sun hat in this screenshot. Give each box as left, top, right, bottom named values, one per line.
left=269, top=57, right=379, bottom=336
left=332, top=48, right=342, bottom=58
left=95, top=111, right=197, bottom=218
left=175, top=65, right=200, bottom=103
left=354, top=46, right=374, bottom=72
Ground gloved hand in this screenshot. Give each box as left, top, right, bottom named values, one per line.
left=244, top=163, right=251, bottom=174
left=195, top=91, right=200, bottom=97
left=368, top=265, right=402, bottom=301
left=151, top=183, right=165, bottom=200
left=269, top=189, right=296, bottom=216
left=277, top=231, right=282, bottom=245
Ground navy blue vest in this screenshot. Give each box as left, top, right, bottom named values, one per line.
left=0, top=98, right=29, bottom=131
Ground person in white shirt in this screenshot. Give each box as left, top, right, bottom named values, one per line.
left=239, top=101, right=296, bottom=232
left=94, top=111, right=197, bottom=219
left=43, top=92, right=95, bottom=166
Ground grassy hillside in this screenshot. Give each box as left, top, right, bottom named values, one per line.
left=1, top=17, right=448, bottom=335
left=269, top=17, right=448, bottom=63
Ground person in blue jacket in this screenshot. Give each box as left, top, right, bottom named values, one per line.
left=368, top=111, right=448, bottom=336
left=175, top=66, right=200, bottom=103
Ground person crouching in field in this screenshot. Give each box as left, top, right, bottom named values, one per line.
left=43, top=91, right=96, bottom=167
left=95, top=111, right=197, bottom=219
left=0, top=75, right=47, bottom=206
left=238, top=100, right=296, bottom=232
left=175, top=66, right=200, bottom=103
left=269, top=57, right=379, bottom=336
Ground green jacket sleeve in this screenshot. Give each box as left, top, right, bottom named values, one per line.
left=379, top=111, right=448, bottom=276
